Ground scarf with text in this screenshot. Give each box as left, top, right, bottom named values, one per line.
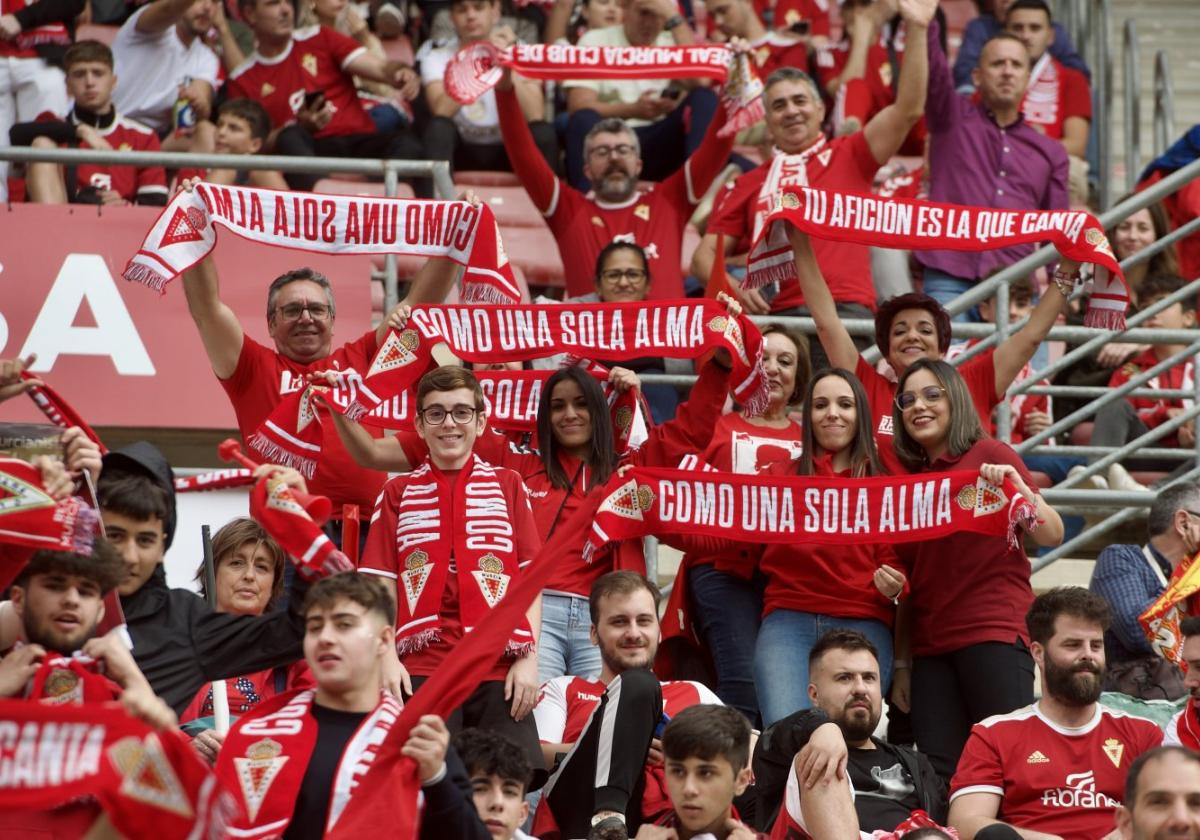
left=444, top=41, right=763, bottom=138
left=1139, top=552, right=1200, bottom=666
left=750, top=185, right=1129, bottom=329
left=215, top=689, right=403, bottom=839
left=0, top=698, right=237, bottom=839
left=122, top=182, right=520, bottom=305
left=26, top=653, right=122, bottom=704
left=325, top=486, right=608, bottom=840
left=174, top=468, right=255, bottom=493
left=0, top=457, right=98, bottom=557
left=385, top=456, right=534, bottom=657
left=583, top=466, right=1038, bottom=561
left=249, top=475, right=353, bottom=583
left=1020, top=54, right=1064, bottom=135
left=249, top=301, right=763, bottom=477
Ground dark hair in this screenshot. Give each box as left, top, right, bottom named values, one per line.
left=454, top=728, right=532, bottom=791
left=761, top=324, right=811, bottom=407
left=417, top=365, right=485, bottom=412
left=892, top=359, right=985, bottom=471
left=1136, top=273, right=1195, bottom=313
left=1146, top=481, right=1200, bottom=538
left=266, top=268, right=335, bottom=322
left=65, top=40, right=114, bottom=70
left=595, top=241, right=650, bottom=285
left=303, top=572, right=396, bottom=626
left=1182, top=616, right=1200, bottom=640
left=874, top=293, right=952, bottom=361
left=589, top=571, right=661, bottom=624
left=538, top=366, right=617, bottom=491
left=217, top=98, right=272, bottom=143
left=798, top=369, right=881, bottom=478
left=1106, top=197, right=1179, bottom=283
left=12, top=542, right=124, bottom=594
left=808, top=628, right=879, bottom=672
left=97, top=471, right=173, bottom=542
left=1026, top=587, right=1112, bottom=645
left=194, top=517, right=286, bottom=610
left=1124, top=746, right=1200, bottom=806
left=1004, top=0, right=1052, bottom=22
left=662, top=705, right=751, bottom=773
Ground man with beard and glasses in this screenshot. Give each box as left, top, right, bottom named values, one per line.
left=948, top=588, right=1163, bottom=840
left=752, top=630, right=946, bottom=835
left=1115, top=746, right=1200, bottom=840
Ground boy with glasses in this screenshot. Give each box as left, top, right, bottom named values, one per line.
left=360, top=365, right=546, bottom=775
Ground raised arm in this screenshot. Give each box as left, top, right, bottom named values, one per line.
left=181, top=253, right=245, bottom=380
left=134, top=0, right=198, bottom=34
left=785, top=226, right=860, bottom=371
left=991, top=259, right=1075, bottom=396
left=922, top=17, right=960, bottom=134
left=862, top=0, right=935, bottom=165
left=497, top=72, right=563, bottom=213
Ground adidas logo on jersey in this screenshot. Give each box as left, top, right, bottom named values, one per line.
left=1027, top=750, right=1050, bottom=764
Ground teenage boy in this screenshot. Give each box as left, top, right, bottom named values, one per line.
left=361, top=366, right=544, bottom=772
left=9, top=40, right=169, bottom=206
left=216, top=572, right=492, bottom=839
left=636, top=704, right=763, bottom=840
left=180, top=97, right=288, bottom=189
left=456, top=728, right=537, bottom=840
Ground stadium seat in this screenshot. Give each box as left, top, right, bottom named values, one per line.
left=455, top=171, right=522, bottom=187
left=313, top=178, right=415, bottom=198
left=466, top=184, right=544, bottom=228
left=496, top=226, right=563, bottom=289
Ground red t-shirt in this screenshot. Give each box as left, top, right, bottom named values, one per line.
left=707, top=133, right=882, bottom=311
left=815, top=39, right=926, bottom=156
left=220, top=331, right=387, bottom=508
left=950, top=703, right=1162, bottom=840
left=750, top=32, right=812, bottom=78
left=496, top=87, right=735, bottom=299
left=854, top=353, right=998, bottom=475
left=900, top=437, right=1037, bottom=656
left=34, top=109, right=168, bottom=203
left=1019, top=57, right=1092, bottom=141
left=226, top=26, right=373, bottom=137
left=1107, top=348, right=1193, bottom=446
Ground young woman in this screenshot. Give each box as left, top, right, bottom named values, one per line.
left=890, top=359, right=1064, bottom=781
left=752, top=369, right=906, bottom=727
left=680, top=324, right=810, bottom=724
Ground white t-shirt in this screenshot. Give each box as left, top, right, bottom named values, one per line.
left=418, top=35, right=500, bottom=145
left=562, top=25, right=674, bottom=127
left=112, top=6, right=221, bottom=133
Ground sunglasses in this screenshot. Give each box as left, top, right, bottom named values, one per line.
left=895, top=385, right=947, bottom=412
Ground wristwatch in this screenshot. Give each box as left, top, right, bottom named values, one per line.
left=663, top=13, right=684, bottom=29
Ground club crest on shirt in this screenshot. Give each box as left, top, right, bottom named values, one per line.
left=302, top=53, right=318, bottom=76
left=0, top=470, right=54, bottom=516
left=591, top=216, right=604, bottom=227
left=1102, top=738, right=1125, bottom=768
left=108, top=734, right=195, bottom=818
left=634, top=204, right=650, bottom=221
left=956, top=477, right=1007, bottom=517
left=262, top=82, right=275, bottom=97
left=41, top=668, right=83, bottom=704
left=472, top=553, right=510, bottom=608
left=235, top=738, right=289, bottom=822
left=401, top=550, right=433, bottom=614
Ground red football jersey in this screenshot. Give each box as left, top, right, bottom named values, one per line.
left=950, top=703, right=1162, bottom=840
left=1020, top=56, right=1092, bottom=141
left=34, top=109, right=168, bottom=202
left=226, top=25, right=374, bottom=137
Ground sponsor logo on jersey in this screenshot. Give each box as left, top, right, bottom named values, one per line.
left=1041, top=770, right=1119, bottom=809
left=877, top=415, right=894, bottom=435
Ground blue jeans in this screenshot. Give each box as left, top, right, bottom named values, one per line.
left=538, top=593, right=602, bottom=683
left=687, top=564, right=763, bottom=724
left=922, top=268, right=981, bottom=324
left=754, top=609, right=894, bottom=728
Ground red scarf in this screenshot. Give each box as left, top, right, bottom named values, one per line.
left=21, top=373, right=107, bottom=453
left=444, top=42, right=762, bottom=137
left=249, top=475, right=354, bottom=583
left=750, top=185, right=1129, bottom=329
left=1139, top=552, right=1200, bottom=666
left=174, top=468, right=255, bottom=493
left=0, top=0, right=70, bottom=51
left=386, top=456, right=534, bottom=656
left=215, top=689, right=402, bottom=839
left=250, top=301, right=764, bottom=477
left=123, top=182, right=520, bottom=305
left=0, top=698, right=237, bottom=839
left=584, top=466, right=1038, bottom=561
left=0, top=458, right=99, bottom=587
left=26, top=653, right=122, bottom=704
left=1021, top=54, right=1064, bottom=136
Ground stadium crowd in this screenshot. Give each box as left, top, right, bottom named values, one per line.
left=4, top=0, right=1200, bottom=837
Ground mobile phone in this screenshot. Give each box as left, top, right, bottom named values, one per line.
left=304, top=90, right=326, bottom=109
left=660, top=87, right=683, bottom=100
left=654, top=712, right=672, bottom=739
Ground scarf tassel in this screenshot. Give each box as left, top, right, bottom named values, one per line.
left=122, top=263, right=171, bottom=293
left=460, top=283, right=519, bottom=305
left=247, top=433, right=317, bottom=479
left=505, top=641, right=536, bottom=659
left=737, top=380, right=772, bottom=419
left=396, top=628, right=441, bottom=657
left=1084, top=308, right=1128, bottom=332
left=69, top=505, right=99, bottom=555
left=743, top=260, right=794, bottom=291
left=718, top=98, right=765, bottom=139
left=1008, top=496, right=1040, bottom=552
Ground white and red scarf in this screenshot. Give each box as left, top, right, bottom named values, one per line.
left=216, top=689, right=403, bottom=839
left=249, top=301, right=764, bottom=477
left=21, top=373, right=108, bottom=453
left=249, top=475, right=354, bottom=583
left=583, top=465, right=1038, bottom=561
left=444, top=42, right=763, bottom=138
left=123, top=182, right=521, bottom=304
left=750, top=185, right=1130, bottom=329
left=0, top=698, right=237, bottom=839
left=1021, top=54, right=1063, bottom=136
left=1140, top=550, right=1200, bottom=666
left=174, top=468, right=255, bottom=493
left=0, top=0, right=70, bottom=51
left=0, top=457, right=99, bottom=590
left=386, top=456, right=534, bottom=657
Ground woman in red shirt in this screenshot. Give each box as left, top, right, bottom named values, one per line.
left=890, top=358, right=1063, bottom=780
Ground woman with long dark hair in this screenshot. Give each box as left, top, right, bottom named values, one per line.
left=890, top=358, right=1063, bottom=780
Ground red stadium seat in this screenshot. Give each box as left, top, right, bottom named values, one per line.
left=455, top=171, right=522, bottom=187
left=313, top=178, right=415, bottom=198
left=497, top=226, right=563, bottom=289
left=77, top=24, right=118, bottom=45
left=468, top=184, right=544, bottom=228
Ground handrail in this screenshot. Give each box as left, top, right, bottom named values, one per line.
left=1123, top=18, right=1141, bottom=194
left=1153, top=50, right=1176, bottom=158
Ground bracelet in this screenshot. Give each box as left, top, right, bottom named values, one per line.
left=663, top=13, right=684, bottom=29
left=1050, top=267, right=1079, bottom=297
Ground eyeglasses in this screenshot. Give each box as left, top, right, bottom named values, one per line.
left=895, top=385, right=947, bottom=412
left=587, top=143, right=637, bottom=160
left=418, top=405, right=479, bottom=425
left=600, top=268, right=648, bottom=285
left=275, top=302, right=332, bottom=321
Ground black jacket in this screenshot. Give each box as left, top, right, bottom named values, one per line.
left=752, top=708, right=948, bottom=832
left=419, top=746, right=492, bottom=840
left=121, top=565, right=307, bottom=716
left=11, top=0, right=84, bottom=67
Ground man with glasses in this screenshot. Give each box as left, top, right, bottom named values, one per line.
left=1089, top=482, right=1200, bottom=702
left=180, top=247, right=458, bottom=545
left=360, top=365, right=546, bottom=775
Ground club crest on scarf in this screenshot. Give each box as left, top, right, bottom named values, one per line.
left=235, top=738, right=289, bottom=822
left=955, top=477, right=1007, bottom=517
left=108, top=734, right=195, bottom=819
left=472, top=553, right=511, bottom=608
left=401, top=550, right=433, bottom=615
left=0, top=468, right=55, bottom=515
left=368, top=329, right=422, bottom=379
left=158, top=206, right=210, bottom=248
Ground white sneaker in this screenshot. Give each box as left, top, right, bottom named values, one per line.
left=1108, top=462, right=1150, bottom=492
left=1068, top=464, right=1108, bottom=490
left=375, top=2, right=405, bottom=37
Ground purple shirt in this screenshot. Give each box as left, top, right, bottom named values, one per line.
left=916, top=22, right=1069, bottom=282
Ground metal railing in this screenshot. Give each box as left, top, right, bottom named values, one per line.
left=1063, top=0, right=1113, bottom=207
left=1153, top=50, right=1176, bottom=159
left=0, top=147, right=457, bottom=313
left=1123, top=18, right=1141, bottom=194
